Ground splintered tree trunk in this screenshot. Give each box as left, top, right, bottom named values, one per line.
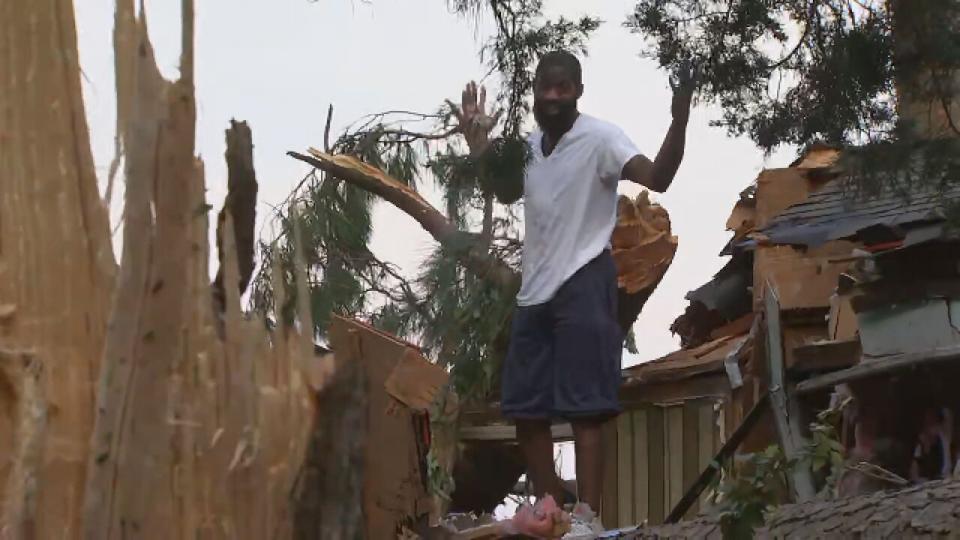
left=212, top=120, right=259, bottom=315
left=291, top=356, right=367, bottom=539
left=0, top=0, right=115, bottom=536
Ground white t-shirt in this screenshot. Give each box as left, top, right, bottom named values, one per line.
left=517, top=114, right=641, bottom=306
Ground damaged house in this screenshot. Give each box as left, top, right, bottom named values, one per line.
left=599, top=144, right=960, bottom=537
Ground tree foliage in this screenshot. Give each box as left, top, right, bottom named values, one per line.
left=627, top=0, right=960, bottom=150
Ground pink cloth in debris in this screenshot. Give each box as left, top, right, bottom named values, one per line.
left=497, top=495, right=572, bottom=539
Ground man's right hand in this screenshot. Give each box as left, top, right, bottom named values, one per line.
left=447, top=81, right=501, bottom=156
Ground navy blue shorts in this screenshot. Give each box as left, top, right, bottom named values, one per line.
left=501, top=251, right=623, bottom=420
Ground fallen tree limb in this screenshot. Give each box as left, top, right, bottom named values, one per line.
left=287, top=149, right=519, bottom=290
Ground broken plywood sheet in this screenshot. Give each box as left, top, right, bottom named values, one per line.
left=612, top=192, right=679, bottom=294
left=858, top=298, right=960, bottom=358
left=329, top=316, right=433, bottom=539
left=753, top=242, right=857, bottom=311
left=385, top=348, right=450, bottom=412
left=754, top=168, right=815, bottom=228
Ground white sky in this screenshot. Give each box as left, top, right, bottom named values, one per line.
left=75, top=0, right=796, bottom=366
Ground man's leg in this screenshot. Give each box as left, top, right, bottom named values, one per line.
left=516, top=419, right=564, bottom=501
left=550, top=252, right=623, bottom=516
left=571, top=418, right=604, bottom=511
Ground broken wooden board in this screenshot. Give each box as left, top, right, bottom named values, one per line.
left=385, top=348, right=450, bottom=412
left=612, top=192, right=679, bottom=294
left=788, top=339, right=861, bottom=376
left=782, top=325, right=829, bottom=369
left=330, top=316, right=436, bottom=539
left=726, top=198, right=756, bottom=240
left=764, top=286, right=816, bottom=501
left=828, top=292, right=859, bottom=341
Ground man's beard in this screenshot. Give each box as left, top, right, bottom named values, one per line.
left=533, top=98, right=577, bottom=133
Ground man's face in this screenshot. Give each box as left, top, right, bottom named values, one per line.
left=533, top=65, right=581, bottom=132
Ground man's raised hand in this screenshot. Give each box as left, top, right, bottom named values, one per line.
left=669, top=63, right=700, bottom=124
left=447, top=81, right=501, bottom=155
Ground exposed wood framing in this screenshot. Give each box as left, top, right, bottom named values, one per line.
left=796, top=344, right=960, bottom=395
left=765, top=285, right=816, bottom=501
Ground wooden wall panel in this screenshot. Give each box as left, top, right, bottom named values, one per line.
left=646, top=407, right=665, bottom=524
left=617, top=413, right=634, bottom=527
left=667, top=407, right=685, bottom=514
left=682, top=402, right=701, bottom=518
left=632, top=410, right=649, bottom=525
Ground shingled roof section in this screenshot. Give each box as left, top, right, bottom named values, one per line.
left=624, top=479, right=960, bottom=539
left=745, top=176, right=960, bottom=249
left=759, top=479, right=960, bottom=538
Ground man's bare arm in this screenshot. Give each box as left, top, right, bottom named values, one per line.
left=622, top=70, right=696, bottom=193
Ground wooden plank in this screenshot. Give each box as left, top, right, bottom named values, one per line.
left=796, top=344, right=960, bottom=395
left=698, top=404, right=716, bottom=511
left=601, top=418, right=618, bottom=528
left=682, top=402, right=701, bottom=518
left=616, top=413, right=634, bottom=527
left=620, top=375, right=729, bottom=406
left=646, top=407, right=665, bottom=525
left=459, top=423, right=573, bottom=442
left=664, top=393, right=771, bottom=524
left=765, top=285, right=816, bottom=501
left=667, top=406, right=685, bottom=513
left=632, top=409, right=649, bottom=525
left=788, top=339, right=860, bottom=377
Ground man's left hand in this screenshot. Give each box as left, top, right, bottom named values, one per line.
left=670, top=64, right=699, bottom=123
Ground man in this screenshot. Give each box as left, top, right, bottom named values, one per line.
left=497, top=50, right=694, bottom=519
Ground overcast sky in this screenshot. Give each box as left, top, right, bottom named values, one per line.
left=75, top=0, right=796, bottom=365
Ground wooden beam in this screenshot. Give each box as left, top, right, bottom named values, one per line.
left=795, top=344, right=960, bottom=395
left=458, top=423, right=573, bottom=442
left=664, top=393, right=771, bottom=524
left=788, top=339, right=860, bottom=377
left=765, top=285, right=816, bottom=501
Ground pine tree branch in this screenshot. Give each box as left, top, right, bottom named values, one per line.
left=480, top=192, right=494, bottom=244
left=288, top=150, right=519, bottom=290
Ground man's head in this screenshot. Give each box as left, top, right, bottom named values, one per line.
left=533, top=50, right=583, bottom=133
